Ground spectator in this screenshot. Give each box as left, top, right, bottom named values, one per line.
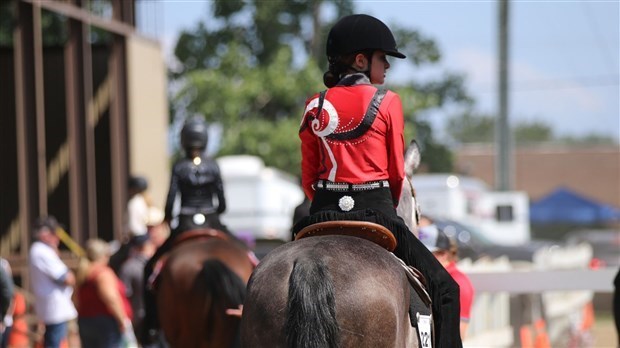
left=0, top=260, right=13, bottom=346
left=419, top=217, right=475, bottom=339
left=119, top=234, right=155, bottom=343
left=0, top=258, right=17, bottom=348
left=28, top=216, right=77, bottom=348
left=127, top=175, right=151, bottom=238
left=110, top=176, right=152, bottom=275
left=613, top=267, right=619, bottom=346
left=75, top=239, right=132, bottom=348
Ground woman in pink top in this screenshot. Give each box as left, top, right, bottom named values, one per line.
left=75, top=239, right=132, bottom=348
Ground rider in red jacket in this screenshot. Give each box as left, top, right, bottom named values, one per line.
left=300, top=84, right=405, bottom=207
left=294, top=14, right=462, bottom=347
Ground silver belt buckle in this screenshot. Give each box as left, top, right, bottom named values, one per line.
left=192, top=213, right=206, bottom=225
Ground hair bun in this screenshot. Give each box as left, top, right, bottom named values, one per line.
left=323, top=70, right=338, bottom=88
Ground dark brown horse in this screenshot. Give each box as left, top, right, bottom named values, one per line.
left=240, top=226, right=434, bottom=348
left=156, top=229, right=254, bottom=347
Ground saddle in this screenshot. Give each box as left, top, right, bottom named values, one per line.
left=295, top=220, right=398, bottom=252
left=171, top=228, right=230, bottom=248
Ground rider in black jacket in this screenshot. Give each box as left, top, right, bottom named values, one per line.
left=141, top=117, right=229, bottom=344
left=163, top=118, right=227, bottom=234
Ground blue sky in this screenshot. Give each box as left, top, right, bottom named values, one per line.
left=139, top=0, right=619, bottom=142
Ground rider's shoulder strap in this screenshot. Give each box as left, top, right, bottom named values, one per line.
left=327, top=88, right=387, bottom=141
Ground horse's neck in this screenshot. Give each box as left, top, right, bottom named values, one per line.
left=397, top=178, right=419, bottom=238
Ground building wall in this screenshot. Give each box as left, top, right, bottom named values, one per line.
left=126, top=36, right=169, bottom=208
left=454, top=144, right=620, bottom=208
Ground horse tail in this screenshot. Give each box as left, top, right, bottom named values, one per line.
left=285, top=256, right=339, bottom=348
left=199, top=259, right=246, bottom=341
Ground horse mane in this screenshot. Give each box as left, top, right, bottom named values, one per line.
left=285, top=255, right=340, bottom=348
left=200, top=259, right=246, bottom=341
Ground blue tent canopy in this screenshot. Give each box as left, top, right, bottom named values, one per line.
left=530, top=187, right=620, bottom=225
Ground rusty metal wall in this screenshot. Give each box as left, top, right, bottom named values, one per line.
left=0, top=0, right=136, bottom=285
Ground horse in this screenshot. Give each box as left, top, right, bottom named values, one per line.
left=397, top=139, right=422, bottom=236
left=156, top=229, right=255, bottom=348
left=239, top=221, right=434, bottom=348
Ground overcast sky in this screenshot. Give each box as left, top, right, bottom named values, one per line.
left=138, top=0, right=619, bottom=142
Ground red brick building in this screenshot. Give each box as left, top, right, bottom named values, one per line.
left=454, top=144, right=620, bottom=208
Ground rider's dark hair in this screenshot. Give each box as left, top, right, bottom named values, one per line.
left=323, top=50, right=373, bottom=88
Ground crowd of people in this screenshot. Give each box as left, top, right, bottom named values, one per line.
left=0, top=173, right=164, bottom=348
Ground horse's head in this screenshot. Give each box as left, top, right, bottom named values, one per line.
left=404, top=139, right=421, bottom=180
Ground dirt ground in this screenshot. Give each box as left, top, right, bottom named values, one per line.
left=591, top=313, right=618, bottom=348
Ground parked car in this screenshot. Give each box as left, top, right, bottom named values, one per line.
left=431, top=217, right=560, bottom=262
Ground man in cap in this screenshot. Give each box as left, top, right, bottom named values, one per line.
left=28, top=216, right=78, bottom=348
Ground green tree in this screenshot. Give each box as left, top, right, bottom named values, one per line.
left=557, top=133, right=617, bottom=145
left=446, top=112, right=617, bottom=145
left=446, top=111, right=495, bottom=143
left=447, top=112, right=556, bottom=144
left=513, top=121, right=553, bottom=143
left=171, top=1, right=472, bottom=175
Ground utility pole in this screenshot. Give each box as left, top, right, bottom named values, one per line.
left=496, top=0, right=512, bottom=191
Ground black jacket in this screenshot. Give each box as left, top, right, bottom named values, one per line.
left=164, top=156, right=226, bottom=222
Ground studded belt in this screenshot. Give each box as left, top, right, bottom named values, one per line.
left=314, top=179, right=389, bottom=192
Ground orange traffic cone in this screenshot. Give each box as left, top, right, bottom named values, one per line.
left=520, top=324, right=534, bottom=348
left=533, top=319, right=551, bottom=348
left=7, top=291, right=29, bottom=348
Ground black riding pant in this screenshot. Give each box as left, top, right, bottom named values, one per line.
left=293, top=187, right=463, bottom=348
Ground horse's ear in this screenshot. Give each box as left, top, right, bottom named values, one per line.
left=404, top=139, right=421, bottom=179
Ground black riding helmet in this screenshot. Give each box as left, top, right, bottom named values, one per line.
left=326, top=14, right=406, bottom=59
left=180, top=117, right=209, bottom=151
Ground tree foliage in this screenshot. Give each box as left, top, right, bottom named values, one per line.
left=171, top=1, right=473, bottom=175
left=445, top=112, right=616, bottom=145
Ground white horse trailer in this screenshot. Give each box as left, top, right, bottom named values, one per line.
left=411, top=173, right=531, bottom=245
left=217, top=155, right=304, bottom=242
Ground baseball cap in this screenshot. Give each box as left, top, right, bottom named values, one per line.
left=130, top=233, right=151, bottom=247
left=419, top=224, right=451, bottom=252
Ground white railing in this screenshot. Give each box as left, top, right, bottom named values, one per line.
left=459, top=256, right=514, bottom=347
left=459, top=243, right=614, bottom=347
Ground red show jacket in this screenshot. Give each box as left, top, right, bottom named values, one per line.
left=299, top=83, right=405, bottom=205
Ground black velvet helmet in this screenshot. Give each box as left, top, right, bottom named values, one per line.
left=326, top=14, right=406, bottom=59
left=180, top=117, right=208, bottom=151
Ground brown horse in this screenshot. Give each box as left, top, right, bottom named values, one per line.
left=240, top=228, right=434, bottom=348
left=156, top=230, right=254, bottom=347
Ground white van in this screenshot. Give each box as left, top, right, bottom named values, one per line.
left=412, top=173, right=530, bottom=245
left=217, top=155, right=304, bottom=242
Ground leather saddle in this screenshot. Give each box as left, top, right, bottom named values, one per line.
left=171, top=228, right=230, bottom=248
left=295, top=220, right=398, bottom=252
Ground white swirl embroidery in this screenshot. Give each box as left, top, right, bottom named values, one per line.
left=303, top=96, right=340, bottom=181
